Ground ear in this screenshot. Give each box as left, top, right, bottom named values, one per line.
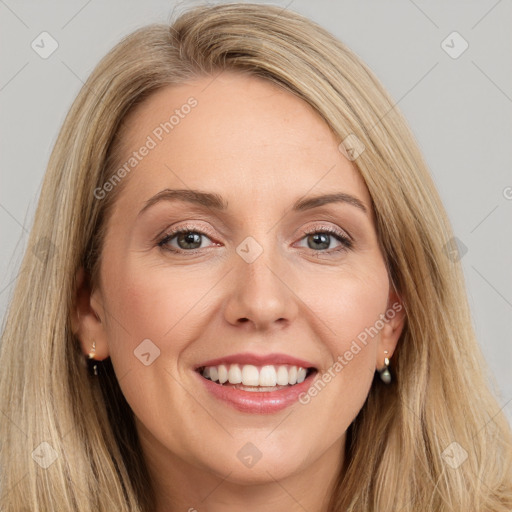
left=71, top=267, right=110, bottom=361
left=376, top=284, right=406, bottom=370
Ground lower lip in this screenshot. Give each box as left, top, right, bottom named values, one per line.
left=195, top=370, right=317, bottom=414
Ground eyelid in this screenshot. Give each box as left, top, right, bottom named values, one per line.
left=157, top=221, right=351, bottom=242
left=157, top=220, right=354, bottom=255
left=293, top=224, right=353, bottom=252
left=296, top=222, right=353, bottom=242
left=156, top=221, right=218, bottom=245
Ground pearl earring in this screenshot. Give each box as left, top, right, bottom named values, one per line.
left=87, top=341, right=98, bottom=376
left=378, top=350, right=392, bottom=384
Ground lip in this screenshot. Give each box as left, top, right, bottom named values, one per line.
left=193, top=352, right=318, bottom=414
left=195, top=370, right=317, bottom=414
left=194, top=352, right=317, bottom=370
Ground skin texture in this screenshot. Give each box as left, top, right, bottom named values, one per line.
left=73, top=71, right=405, bottom=512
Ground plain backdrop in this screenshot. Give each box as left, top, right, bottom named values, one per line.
left=1, top=0, right=511, bottom=425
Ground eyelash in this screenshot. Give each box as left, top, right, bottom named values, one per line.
left=157, top=223, right=353, bottom=256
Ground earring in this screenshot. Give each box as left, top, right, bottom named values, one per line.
left=378, top=350, right=392, bottom=384
left=87, top=341, right=98, bottom=376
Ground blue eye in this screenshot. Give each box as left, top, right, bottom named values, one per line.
left=297, top=228, right=352, bottom=253
left=157, top=225, right=353, bottom=255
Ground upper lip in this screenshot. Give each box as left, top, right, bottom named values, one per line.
left=194, top=352, right=317, bottom=370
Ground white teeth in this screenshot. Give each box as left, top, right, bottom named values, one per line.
left=259, top=365, right=277, bottom=387
left=228, top=364, right=242, bottom=384
left=200, top=363, right=313, bottom=387
left=241, top=365, right=260, bottom=386
left=218, top=364, right=228, bottom=384
left=276, top=365, right=289, bottom=386
left=288, top=366, right=298, bottom=385
left=209, top=366, right=218, bottom=382
left=296, top=367, right=307, bottom=384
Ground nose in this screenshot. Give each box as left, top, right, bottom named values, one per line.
left=223, top=245, right=299, bottom=332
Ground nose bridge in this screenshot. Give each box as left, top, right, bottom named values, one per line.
left=224, top=233, right=298, bottom=329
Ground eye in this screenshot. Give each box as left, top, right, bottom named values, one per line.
left=295, top=226, right=353, bottom=254
left=156, top=224, right=353, bottom=256
left=158, top=226, right=217, bottom=253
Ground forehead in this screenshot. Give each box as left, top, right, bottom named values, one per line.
left=113, top=71, right=372, bottom=215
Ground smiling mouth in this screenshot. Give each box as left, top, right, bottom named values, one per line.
left=196, top=363, right=317, bottom=392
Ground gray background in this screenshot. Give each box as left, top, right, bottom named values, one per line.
left=1, top=0, right=511, bottom=424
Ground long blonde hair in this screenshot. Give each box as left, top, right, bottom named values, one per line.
left=1, top=3, right=510, bottom=511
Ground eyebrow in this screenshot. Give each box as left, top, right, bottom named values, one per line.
left=138, top=188, right=368, bottom=217
left=293, top=192, right=368, bottom=214
left=138, top=189, right=227, bottom=217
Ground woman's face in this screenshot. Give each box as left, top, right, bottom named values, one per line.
left=76, top=71, right=404, bottom=489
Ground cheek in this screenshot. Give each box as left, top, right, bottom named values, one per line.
left=301, top=262, right=390, bottom=350
left=102, top=257, right=221, bottom=355
left=98, top=259, right=217, bottom=436
left=299, top=263, right=389, bottom=402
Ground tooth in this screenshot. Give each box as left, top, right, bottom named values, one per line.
left=259, top=365, right=277, bottom=387
left=203, top=363, right=309, bottom=387
left=276, top=365, right=289, bottom=386
left=241, top=365, right=259, bottom=386
left=218, top=364, right=228, bottom=384
left=228, top=364, right=242, bottom=384
left=288, top=366, right=298, bottom=385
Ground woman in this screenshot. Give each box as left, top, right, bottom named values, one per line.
left=0, top=3, right=510, bottom=511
